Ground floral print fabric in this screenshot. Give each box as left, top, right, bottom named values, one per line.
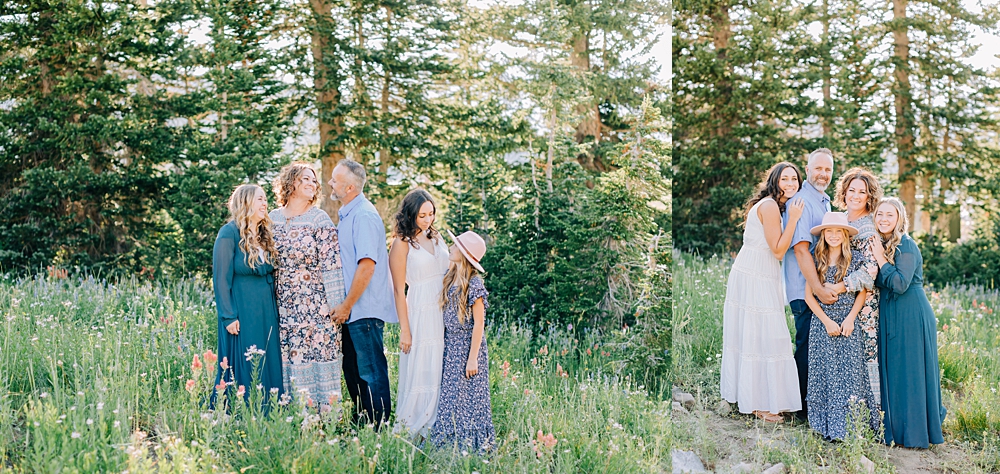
left=270, top=207, right=346, bottom=410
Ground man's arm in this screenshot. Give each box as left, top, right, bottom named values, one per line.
left=333, top=258, right=375, bottom=324
left=794, top=241, right=837, bottom=304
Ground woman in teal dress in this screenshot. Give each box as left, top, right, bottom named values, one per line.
left=211, top=184, right=285, bottom=408
left=869, top=197, right=946, bottom=448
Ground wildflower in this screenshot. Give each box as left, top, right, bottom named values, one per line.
left=86, top=419, right=93, bottom=425
left=203, top=349, right=217, bottom=367
left=531, top=358, right=537, bottom=366
left=271, top=387, right=279, bottom=395
left=220, top=357, right=229, bottom=370
left=286, top=416, right=294, bottom=423
left=501, top=361, right=511, bottom=378
left=524, top=389, right=532, bottom=396
left=191, top=355, right=203, bottom=373
left=114, top=421, right=121, bottom=428
left=236, top=385, right=246, bottom=398
left=71, top=432, right=81, bottom=438
left=185, top=379, right=197, bottom=393
left=586, top=348, right=592, bottom=356
left=538, top=345, right=548, bottom=356
left=96, top=402, right=104, bottom=410
left=329, top=393, right=340, bottom=406
left=39, top=392, right=49, bottom=399
left=216, top=381, right=227, bottom=393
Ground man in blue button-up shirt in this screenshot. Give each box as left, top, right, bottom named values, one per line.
left=782, top=148, right=839, bottom=420
left=329, top=159, right=397, bottom=430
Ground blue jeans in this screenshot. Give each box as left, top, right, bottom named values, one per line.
left=789, top=299, right=812, bottom=417
left=342, top=318, right=392, bottom=429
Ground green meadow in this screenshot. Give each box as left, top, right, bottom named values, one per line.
left=0, top=273, right=670, bottom=473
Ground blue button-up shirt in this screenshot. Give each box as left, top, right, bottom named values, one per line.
left=337, top=194, right=398, bottom=324
left=782, top=180, right=832, bottom=303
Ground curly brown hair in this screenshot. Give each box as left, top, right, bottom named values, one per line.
left=833, top=167, right=883, bottom=214
left=274, top=162, right=319, bottom=207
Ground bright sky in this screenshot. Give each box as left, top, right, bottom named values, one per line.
left=965, top=0, right=1000, bottom=71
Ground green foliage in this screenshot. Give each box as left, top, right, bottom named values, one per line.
left=0, top=0, right=187, bottom=273
left=918, top=227, right=1000, bottom=289
left=160, top=0, right=299, bottom=275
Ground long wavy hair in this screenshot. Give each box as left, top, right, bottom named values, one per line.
left=274, top=162, right=319, bottom=207
left=743, top=161, right=802, bottom=218
left=833, top=167, right=883, bottom=214
left=440, top=257, right=479, bottom=325
left=228, top=184, right=278, bottom=269
left=814, top=228, right=853, bottom=283
left=877, top=197, right=909, bottom=265
left=394, top=189, right=439, bottom=248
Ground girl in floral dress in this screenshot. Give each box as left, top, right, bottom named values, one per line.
left=804, top=212, right=879, bottom=441
left=430, top=230, right=494, bottom=454
left=270, top=162, right=347, bottom=412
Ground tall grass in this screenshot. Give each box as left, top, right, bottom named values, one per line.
left=672, top=252, right=1000, bottom=472
left=0, top=273, right=670, bottom=473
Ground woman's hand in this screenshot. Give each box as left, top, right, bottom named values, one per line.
left=869, top=236, right=886, bottom=264
left=787, top=198, right=805, bottom=223
left=841, top=317, right=855, bottom=337
left=399, top=328, right=412, bottom=354
left=465, top=357, right=479, bottom=378
left=226, top=320, right=240, bottom=335
left=823, top=319, right=841, bottom=337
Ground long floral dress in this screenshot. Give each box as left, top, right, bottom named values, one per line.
left=270, top=207, right=346, bottom=411
left=844, top=215, right=880, bottom=409
left=431, top=275, right=495, bottom=454
left=807, top=257, right=879, bottom=441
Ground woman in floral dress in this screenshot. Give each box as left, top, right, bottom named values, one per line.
left=827, top=168, right=883, bottom=409
left=270, top=162, right=347, bottom=412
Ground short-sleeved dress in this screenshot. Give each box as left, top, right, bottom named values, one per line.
left=211, top=221, right=284, bottom=406
left=876, top=234, right=946, bottom=448
left=807, top=255, right=880, bottom=440
left=844, top=215, right=881, bottom=408
left=430, top=275, right=495, bottom=454
left=270, top=207, right=347, bottom=410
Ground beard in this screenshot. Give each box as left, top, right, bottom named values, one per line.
left=809, top=177, right=830, bottom=192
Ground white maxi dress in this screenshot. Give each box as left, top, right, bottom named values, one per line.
left=393, top=237, right=449, bottom=437
left=720, top=198, right=802, bottom=414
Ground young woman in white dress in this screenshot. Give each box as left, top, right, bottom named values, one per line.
left=389, top=189, right=450, bottom=438
left=720, top=162, right=806, bottom=422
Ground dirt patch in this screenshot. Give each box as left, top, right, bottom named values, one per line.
left=672, top=405, right=982, bottom=473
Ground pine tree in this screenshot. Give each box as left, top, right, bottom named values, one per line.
left=0, top=0, right=188, bottom=272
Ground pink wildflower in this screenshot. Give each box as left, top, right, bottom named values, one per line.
left=203, top=349, right=217, bottom=367
left=236, top=385, right=246, bottom=398
left=220, top=357, right=229, bottom=370
left=191, top=355, right=203, bottom=373
left=185, top=379, right=196, bottom=393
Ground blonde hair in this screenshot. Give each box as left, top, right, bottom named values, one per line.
left=815, top=228, right=853, bottom=283
left=228, top=184, right=278, bottom=269
left=274, top=162, right=319, bottom=207
left=877, top=197, right=909, bottom=265
left=440, top=257, right=480, bottom=325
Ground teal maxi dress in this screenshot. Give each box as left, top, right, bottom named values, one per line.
left=211, top=221, right=284, bottom=406
left=875, top=234, right=946, bottom=448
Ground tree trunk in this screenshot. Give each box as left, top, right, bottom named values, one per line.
left=572, top=29, right=603, bottom=171
left=710, top=0, right=733, bottom=138
left=892, top=0, right=916, bottom=230
left=311, top=0, right=345, bottom=219
left=821, top=0, right=832, bottom=137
